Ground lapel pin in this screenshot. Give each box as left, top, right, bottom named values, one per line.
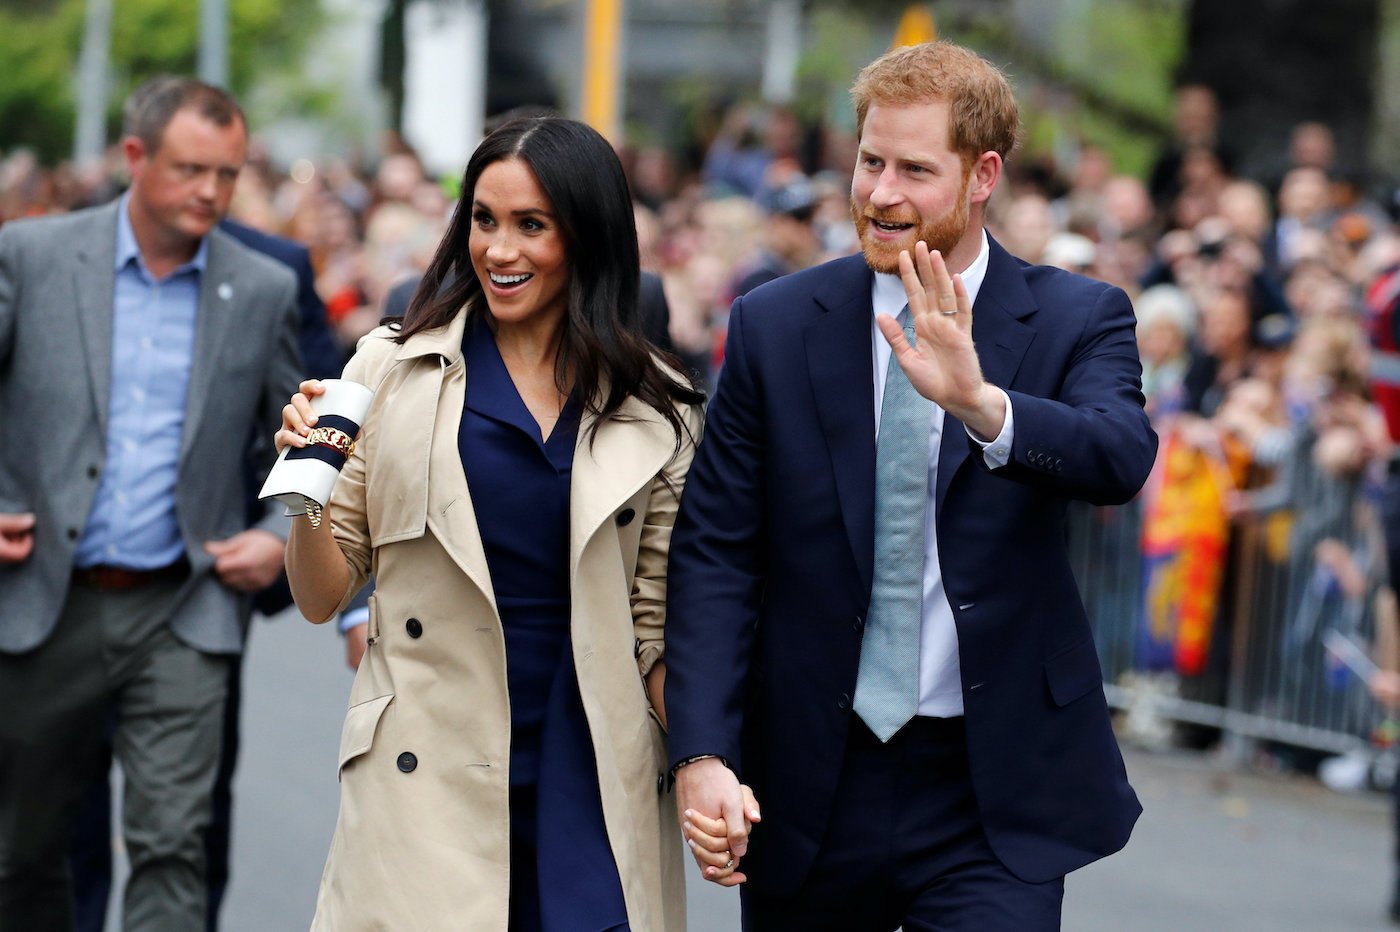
left=217, top=282, right=234, bottom=301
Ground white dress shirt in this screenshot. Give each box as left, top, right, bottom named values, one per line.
left=869, top=229, right=1014, bottom=717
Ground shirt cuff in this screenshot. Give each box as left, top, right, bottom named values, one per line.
left=338, top=606, right=370, bottom=634
left=966, top=386, right=1014, bottom=468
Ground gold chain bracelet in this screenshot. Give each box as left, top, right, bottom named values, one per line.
left=306, top=426, right=355, bottom=458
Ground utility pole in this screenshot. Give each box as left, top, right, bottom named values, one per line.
left=199, top=0, right=230, bottom=88
left=762, top=0, right=801, bottom=105
left=74, top=0, right=114, bottom=164
left=581, top=0, right=625, bottom=142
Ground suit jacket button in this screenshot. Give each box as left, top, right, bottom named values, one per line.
left=853, top=615, right=865, bottom=632
left=67, top=527, right=79, bottom=540
left=837, top=693, right=851, bottom=711
left=616, top=508, right=636, bottom=527
left=397, top=752, right=418, bottom=773
left=1054, top=459, right=1063, bottom=471
left=406, top=618, right=423, bottom=638
left=87, top=464, right=99, bottom=479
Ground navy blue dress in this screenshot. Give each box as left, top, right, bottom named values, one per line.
left=457, top=313, right=630, bottom=932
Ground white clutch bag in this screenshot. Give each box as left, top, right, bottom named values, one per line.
left=258, top=379, right=374, bottom=527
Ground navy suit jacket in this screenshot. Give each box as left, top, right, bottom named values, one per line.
left=664, top=237, right=1157, bottom=894
left=220, top=220, right=342, bottom=380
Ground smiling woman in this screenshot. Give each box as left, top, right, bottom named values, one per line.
left=469, top=160, right=570, bottom=335
left=279, top=115, right=704, bottom=931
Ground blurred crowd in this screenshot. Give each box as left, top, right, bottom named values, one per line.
left=6, top=85, right=1400, bottom=745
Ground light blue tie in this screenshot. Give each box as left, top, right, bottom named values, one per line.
left=854, top=306, right=932, bottom=742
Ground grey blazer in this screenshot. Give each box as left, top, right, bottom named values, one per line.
left=0, top=200, right=303, bottom=654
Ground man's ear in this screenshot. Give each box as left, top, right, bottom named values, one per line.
left=121, top=136, right=148, bottom=182
left=968, top=151, right=1002, bottom=206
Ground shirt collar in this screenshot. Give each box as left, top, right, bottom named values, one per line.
left=871, top=227, right=991, bottom=317
left=115, top=192, right=210, bottom=276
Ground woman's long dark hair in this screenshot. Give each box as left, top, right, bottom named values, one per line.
left=399, top=116, right=704, bottom=452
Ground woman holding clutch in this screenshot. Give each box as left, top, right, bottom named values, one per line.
left=277, top=116, right=703, bottom=931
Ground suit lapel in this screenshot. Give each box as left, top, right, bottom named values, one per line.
left=804, top=256, right=876, bottom=593
left=934, top=237, right=1036, bottom=512
left=71, top=203, right=120, bottom=434
left=180, top=231, right=240, bottom=459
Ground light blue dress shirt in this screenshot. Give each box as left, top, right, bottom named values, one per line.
left=74, top=195, right=206, bottom=570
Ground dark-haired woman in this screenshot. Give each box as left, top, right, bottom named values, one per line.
left=278, top=117, right=703, bottom=931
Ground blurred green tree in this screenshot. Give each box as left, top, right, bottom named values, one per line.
left=0, top=0, right=321, bottom=163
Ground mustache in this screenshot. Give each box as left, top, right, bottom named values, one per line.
left=854, top=206, right=919, bottom=226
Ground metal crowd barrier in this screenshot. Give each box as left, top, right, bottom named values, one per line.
left=1068, top=497, right=1387, bottom=759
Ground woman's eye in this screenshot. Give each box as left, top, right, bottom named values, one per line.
left=473, top=212, right=494, bottom=228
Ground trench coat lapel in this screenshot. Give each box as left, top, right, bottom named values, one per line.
left=570, top=394, right=677, bottom=577
left=394, top=311, right=498, bottom=609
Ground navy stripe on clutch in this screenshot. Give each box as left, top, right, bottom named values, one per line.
left=285, top=413, right=361, bottom=471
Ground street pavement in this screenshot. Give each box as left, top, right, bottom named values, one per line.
left=98, top=605, right=1399, bottom=930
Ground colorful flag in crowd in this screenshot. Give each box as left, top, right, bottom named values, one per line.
left=1138, top=428, right=1235, bottom=676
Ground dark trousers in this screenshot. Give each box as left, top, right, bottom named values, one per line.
left=741, top=717, right=1064, bottom=932
left=70, top=651, right=243, bottom=932
left=0, top=580, right=228, bottom=931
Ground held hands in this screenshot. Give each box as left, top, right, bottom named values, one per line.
left=275, top=379, right=327, bottom=454
left=0, top=512, right=36, bottom=564
left=877, top=242, right=1006, bottom=440
left=675, top=757, right=761, bottom=886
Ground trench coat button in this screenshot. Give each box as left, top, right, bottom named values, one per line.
left=397, top=752, right=418, bottom=773
left=616, top=508, right=636, bottom=527
left=406, top=618, right=423, bottom=638
left=656, top=772, right=666, bottom=795
left=837, top=693, right=851, bottom=711
left=86, top=464, right=99, bottom=479
left=634, top=638, right=642, bottom=659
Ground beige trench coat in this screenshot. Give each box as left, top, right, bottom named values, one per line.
left=309, top=311, right=697, bottom=931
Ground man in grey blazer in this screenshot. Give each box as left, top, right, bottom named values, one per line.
left=0, top=77, right=301, bottom=930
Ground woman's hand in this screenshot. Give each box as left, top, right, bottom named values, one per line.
left=275, top=379, right=327, bottom=454
left=680, top=780, right=762, bottom=886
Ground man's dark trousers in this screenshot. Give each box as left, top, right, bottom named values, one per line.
left=739, top=716, right=1064, bottom=932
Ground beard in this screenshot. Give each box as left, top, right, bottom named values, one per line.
left=850, top=171, right=971, bottom=274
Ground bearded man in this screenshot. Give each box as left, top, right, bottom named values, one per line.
left=663, top=40, right=1157, bottom=931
